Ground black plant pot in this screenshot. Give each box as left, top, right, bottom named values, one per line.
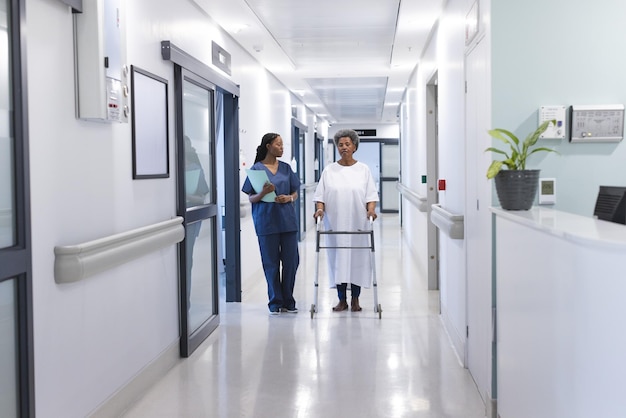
left=494, top=169, right=540, bottom=210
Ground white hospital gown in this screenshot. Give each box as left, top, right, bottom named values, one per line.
left=313, top=161, right=379, bottom=288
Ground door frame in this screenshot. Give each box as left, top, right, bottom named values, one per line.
left=426, top=71, right=440, bottom=291
left=375, top=138, right=399, bottom=213
left=291, top=118, right=307, bottom=241
left=314, top=132, right=324, bottom=182
left=161, top=42, right=241, bottom=356
left=0, top=0, right=35, bottom=414
left=175, top=68, right=220, bottom=357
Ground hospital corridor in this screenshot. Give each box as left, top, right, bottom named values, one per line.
left=5, top=0, right=626, bottom=416
left=122, top=213, right=486, bottom=418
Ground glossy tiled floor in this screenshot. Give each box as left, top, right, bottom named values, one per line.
left=123, top=214, right=486, bottom=418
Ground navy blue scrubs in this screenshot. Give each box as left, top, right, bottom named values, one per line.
left=242, top=161, right=301, bottom=312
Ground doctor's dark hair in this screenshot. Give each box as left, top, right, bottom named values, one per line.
left=333, top=129, right=360, bottom=151
left=254, top=132, right=281, bottom=163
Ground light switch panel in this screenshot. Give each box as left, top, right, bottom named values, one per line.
left=539, top=105, right=567, bottom=139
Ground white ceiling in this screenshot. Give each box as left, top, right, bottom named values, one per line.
left=193, top=0, right=444, bottom=124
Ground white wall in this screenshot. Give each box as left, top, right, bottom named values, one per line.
left=400, top=0, right=494, bottom=408
left=28, top=1, right=179, bottom=416
left=400, top=53, right=431, bottom=279
left=26, top=0, right=309, bottom=415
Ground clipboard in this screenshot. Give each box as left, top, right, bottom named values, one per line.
left=185, top=168, right=201, bottom=194
left=245, top=169, right=277, bottom=202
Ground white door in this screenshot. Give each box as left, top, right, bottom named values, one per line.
left=465, top=36, right=493, bottom=401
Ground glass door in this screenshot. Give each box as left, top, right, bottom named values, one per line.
left=298, top=130, right=305, bottom=238
left=346, top=141, right=380, bottom=212
left=334, top=139, right=399, bottom=213
left=380, top=142, right=400, bottom=213
left=1, top=0, right=34, bottom=413
left=177, top=69, right=219, bottom=357
left=314, top=133, right=323, bottom=182
left=0, top=279, right=18, bottom=416
left=291, top=120, right=306, bottom=241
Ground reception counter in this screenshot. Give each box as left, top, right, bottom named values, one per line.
left=492, top=207, right=626, bottom=418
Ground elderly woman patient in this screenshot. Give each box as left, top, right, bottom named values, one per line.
left=313, top=129, right=379, bottom=312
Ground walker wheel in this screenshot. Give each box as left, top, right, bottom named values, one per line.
left=310, top=304, right=316, bottom=319
left=377, top=304, right=382, bottom=319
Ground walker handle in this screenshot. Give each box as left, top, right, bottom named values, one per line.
left=316, top=215, right=322, bottom=231
left=369, top=216, right=374, bottom=228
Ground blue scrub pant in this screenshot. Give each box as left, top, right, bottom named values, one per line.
left=336, top=283, right=361, bottom=300
left=257, top=231, right=299, bottom=312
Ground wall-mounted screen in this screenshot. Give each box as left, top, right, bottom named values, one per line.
left=569, top=104, right=624, bottom=143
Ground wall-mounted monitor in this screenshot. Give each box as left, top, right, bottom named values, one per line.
left=570, top=104, right=624, bottom=143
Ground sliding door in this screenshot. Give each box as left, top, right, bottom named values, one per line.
left=380, top=142, right=399, bottom=213
left=0, top=0, right=34, bottom=414
left=177, top=69, right=219, bottom=357
left=291, top=119, right=307, bottom=241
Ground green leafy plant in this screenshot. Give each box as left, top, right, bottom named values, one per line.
left=485, top=119, right=558, bottom=179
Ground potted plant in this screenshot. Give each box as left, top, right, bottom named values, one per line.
left=485, top=119, right=558, bottom=210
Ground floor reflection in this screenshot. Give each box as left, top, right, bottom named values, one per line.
left=123, top=213, right=486, bottom=418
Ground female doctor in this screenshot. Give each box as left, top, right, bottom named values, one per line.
left=242, top=133, right=301, bottom=315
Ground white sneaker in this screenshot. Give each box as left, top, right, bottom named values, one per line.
left=269, top=310, right=281, bottom=316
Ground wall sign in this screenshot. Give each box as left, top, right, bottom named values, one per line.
left=131, top=66, right=170, bottom=179
left=354, top=129, right=377, bottom=137
left=212, top=41, right=231, bottom=76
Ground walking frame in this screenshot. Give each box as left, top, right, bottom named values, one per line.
left=310, top=216, right=382, bottom=319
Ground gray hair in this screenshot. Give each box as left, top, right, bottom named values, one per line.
left=333, top=129, right=360, bottom=151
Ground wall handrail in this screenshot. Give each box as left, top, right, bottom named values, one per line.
left=397, top=182, right=428, bottom=212
left=300, top=182, right=318, bottom=191
left=430, top=204, right=464, bottom=239
left=54, top=217, right=185, bottom=284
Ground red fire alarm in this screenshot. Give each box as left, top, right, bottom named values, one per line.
left=438, top=179, right=446, bottom=191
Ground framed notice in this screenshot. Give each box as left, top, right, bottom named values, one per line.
left=131, top=66, right=170, bottom=179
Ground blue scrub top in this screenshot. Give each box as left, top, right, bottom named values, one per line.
left=242, top=161, right=300, bottom=236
